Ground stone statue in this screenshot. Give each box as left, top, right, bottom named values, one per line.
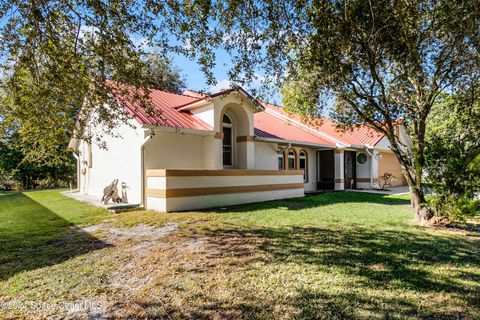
left=101, top=179, right=123, bottom=204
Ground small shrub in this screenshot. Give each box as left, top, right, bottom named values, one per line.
left=429, top=194, right=480, bottom=221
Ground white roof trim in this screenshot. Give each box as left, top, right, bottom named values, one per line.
left=255, top=137, right=335, bottom=149
left=263, top=108, right=349, bottom=147
left=177, top=89, right=264, bottom=112
left=142, top=124, right=214, bottom=136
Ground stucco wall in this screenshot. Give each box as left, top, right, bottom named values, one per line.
left=254, top=141, right=318, bottom=192
left=144, top=132, right=209, bottom=169
left=145, top=169, right=305, bottom=212
left=78, top=118, right=144, bottom=203
left=375, top=126, right=412, bottom=152
left=378, top=152, right=407, bottom=186
left=254, top=141, right=278, bottom=170
left=375, top=136, right=391, bottom=151
left=302, top=148, right=317, bottom=192
left=355, top=151, right=372, bottom=189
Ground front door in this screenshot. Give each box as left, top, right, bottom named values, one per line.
left=317, top=150, right=335, bottom=190
left=344, top=151, right=357, bottom=189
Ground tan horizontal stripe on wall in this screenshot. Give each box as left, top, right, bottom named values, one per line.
left=145, top=169, right=167, bottom=177
left=146, top=188, right=166, bottom=198
left=334, top=178, right=344, bottom=183
left=356, top=178, right=371, bottom=183
left=236, top=135, right=255, bottom=142
left=214, top=131, right=224, bottom=139
left=147, top=183, right=305, bottom=198
left=145, top=169, right=304, bottom=177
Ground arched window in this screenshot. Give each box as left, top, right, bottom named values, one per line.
left=222, top=114, right=233, bottom=167
left=277, top=152, right=284, bottom=170
left=287, top=150, right=296, bottom=170
left=299, top=150, right=308, bottom=181
left=223, top=113, right=232, bottom=125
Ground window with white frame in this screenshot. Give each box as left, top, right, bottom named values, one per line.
left=299, top=150, right=308, bottom=181
left=278, top=152, right=284, bottom=170
left=222, top=114, right=233, bottom=167
left=287, top=150, right=296, bottom=170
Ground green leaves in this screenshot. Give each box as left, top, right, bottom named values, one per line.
left=425, top=84, right=480, bottom=218
left=0, top=1, right=185, bottom=187
left=143, top=51, right=186, bottom=93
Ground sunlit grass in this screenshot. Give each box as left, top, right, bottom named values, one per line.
left=0, top=190, right=479, bottom=319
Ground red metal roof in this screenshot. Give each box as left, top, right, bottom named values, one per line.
left=254, top=111, right=336, bottom=146
left=114, top=85, right=385, bottom=147
left=259, top=102, right=385, bottom=146
left=116, top=86, right=212, bottom=131
left=183, top=90, right=207, bottom=98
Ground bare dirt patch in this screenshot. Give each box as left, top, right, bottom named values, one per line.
left=77, top=222, right=178, bottom=245
left=60, top=222, right=180, bottom=319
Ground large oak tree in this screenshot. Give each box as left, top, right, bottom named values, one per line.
left=154, top=0, right=480, bottom=222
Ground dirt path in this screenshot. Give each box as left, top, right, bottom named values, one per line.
left=67, top=222, right=179, bottom=319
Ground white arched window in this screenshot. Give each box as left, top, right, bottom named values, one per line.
left=278, top=152, right=284, bottom=170
left=222, top=114, right=233, bottom=167
left=299, top=150, right=308, bottom=181
left=287, top=150, right=296, bottom=170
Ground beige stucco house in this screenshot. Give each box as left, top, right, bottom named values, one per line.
left=69, top=87, right=408, bottom=212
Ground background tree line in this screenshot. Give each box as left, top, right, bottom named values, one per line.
left=0, top=51, right=186, bottom=189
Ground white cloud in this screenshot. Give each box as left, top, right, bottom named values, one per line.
left=183, top=39, right=193, bottom=51
left=131, top=36, right=154, bottom=53
left=209, top=73, right=268, bottom=93
left=209, top=79, right=233, bottom=93
left=78, top=25, right=99, bottom=40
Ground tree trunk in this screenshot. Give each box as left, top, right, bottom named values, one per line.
left=408, top=183, right=433, bottom=225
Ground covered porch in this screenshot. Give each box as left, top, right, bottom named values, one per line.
left=316, top=148, right=379, bottom=191
left=270, top=140, right=380, bottom=192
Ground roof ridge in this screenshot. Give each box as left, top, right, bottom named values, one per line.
left=149, top=87, right=199, bottom=99
left=260, top=100, right=284, bottom=109
left=263, top=107, right=345, bottom=146
left=260, top=101, right=385, bottom=146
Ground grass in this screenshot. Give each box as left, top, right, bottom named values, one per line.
left=0, top=190, right=479, bottom=319
left=0, top=190, right=108, bottom=281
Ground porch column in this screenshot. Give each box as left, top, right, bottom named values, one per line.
left=236, top=135, right=255, bottom=169
left=334, top=149, right=345, bottom=190
left=212, top=132, right=224, bottom=169
left=370, top=151, right=379, bottom=188
left=245, top=140, right=255, bottom=169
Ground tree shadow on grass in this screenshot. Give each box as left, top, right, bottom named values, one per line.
left=208, top=192, right=411, bottom=213
left=200, top=225, right=480, bottom=319
left=0, top=193, right=107, bottom=281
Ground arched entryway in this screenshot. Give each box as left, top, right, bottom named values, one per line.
left=220, top=103, right=252, bottom=169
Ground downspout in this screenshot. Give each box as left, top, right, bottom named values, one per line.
left=72, top=152, right=80, bottom=192
left=140, top=129, right=155, bottom=208
left=364, top=146, right=378, bottom=189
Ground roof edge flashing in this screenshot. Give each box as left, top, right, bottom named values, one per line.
left=264, top=108, right=349, bottom=147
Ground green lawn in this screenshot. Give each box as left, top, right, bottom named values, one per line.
left=0, top=190, right=479, bottom=319
left=0, top=191, right=108, bottom=281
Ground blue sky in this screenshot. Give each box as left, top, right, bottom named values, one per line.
left=171, top=51, right=283, bottom=105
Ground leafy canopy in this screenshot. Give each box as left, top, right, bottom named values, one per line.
left=0, top=1, right=187, bottom=166
left=425, top=83, right=480, bottom=216
left=0, top=0, right=162, bottom=160
left=0, top=1, right=186, bottom=187
left=154, top=0, right=480, bottom=220
left=143, top=52, right=186, bottom=93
